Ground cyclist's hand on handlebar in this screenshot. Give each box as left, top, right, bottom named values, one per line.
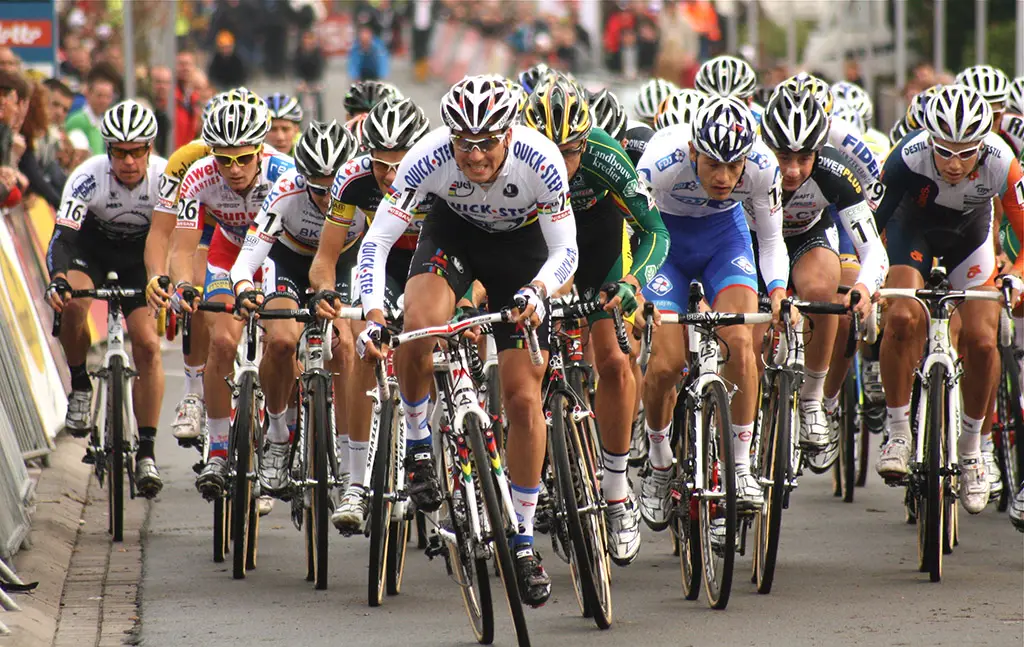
left=46, top=276, right=72, bottom=312
left=847, top=282, right=872, bottom=319
left=310, top=289, right=343, bottom=320
left=356, top=309, right=388, bottom=362
left=175, top=282, right=200, bottom=314
left=512, top=284, right=546, bottom=329
left=769, top=288, right=799, bottom=328
left=600, top=277, right=640, bottom=315
left=146, top=275, right=172, bottom=311
left=453, top=304, right=484, bottom=342
left=234, top=287, right=264, bottom=319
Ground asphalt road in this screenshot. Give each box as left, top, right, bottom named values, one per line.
left=135, top=60, right=1023, bottom=647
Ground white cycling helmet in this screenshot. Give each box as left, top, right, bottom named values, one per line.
left=266, top=92, right=304, bottom=123
left=101, top=100, right=158, bottom=144
left=294, top=120, right=358, bottom=178
left=694, top=55, right=757, bottom=99
left=634, top=78, right=679, bottom=123
left=831, top=80, right=874, bottom=125
left=441, top=75, right=519, bottom=135
left=655, top=89, right=708, bottom=131
left=202, top=100, right=271, bottom=148
left=761, top=87, right=830, bottom=153
left=831, top=99, right=866, bottom=133
left=955, top=65, right=1010, bottom=106
left=692, top=95, right=758, bottom=163
left=363, top=97, right=430, bottom=151
left=1009, top=77, right=1024, bottom=115
left=778, top=73, right=834, bottom=114
left=922, top=84, right=993, bottom=144
left=588, top=88, right=628, bottom=140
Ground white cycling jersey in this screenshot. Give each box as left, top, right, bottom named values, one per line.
left=55, top=154, right=168, bottom=239
left=827, top=117, right=885, bottom=210
left=998, top=111, right=1024, bottom=157
left=356, top=124, right=578, bottom=314
left=230, top=167, right=336, bottom=287
left=637, top=125, right=789, bottom=293
left=175, top=149, right=294, bottom=246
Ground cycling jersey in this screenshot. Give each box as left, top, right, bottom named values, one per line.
left=572, top=126, right=668, bottom=284
left=48, top=153, right=168, bottom=276
left=998, top=112, right=1024, bottom=157
left=777, top=146, right=888, bottom=292
left=863, top=127, right=891, bottom=161
left=154, top=139, right=209, bottom=216
left=622, top=120, right=654, bottom=168
left=175, top=149, right=295, bottom=246
left=230, top=167, right=331, bottom=288
left=827, top=117, right=885, bottom=210
left=749, top=101, right=764, bottom=124
left=877, top=130, right=1024, bottom=278
left=357, top=124, right=578, bottom=315
left=638, top=125, right=789, bottom=295
left=328, top=153, right=435, bottom=251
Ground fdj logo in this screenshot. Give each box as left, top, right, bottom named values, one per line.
left=731, top=256, right=756, bottom=275
left=648, top=274, right=673, bottom=296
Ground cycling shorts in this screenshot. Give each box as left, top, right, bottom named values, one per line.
left=883, top=202, right=996, bottom=290
left=831, top=205, right=861, bottom=272
left=642, top=204, right=757, bottom=313
left=204, top=226, right=263, bottom=299
left=999, top=214, right=1020, bottom=265
left=263, top=243, right=358, bottom=306
left=575, top=198, right=630, bottom=324
left=409, top=200, right=551, bottom=352
left=66, top=227, right=147, bottom=315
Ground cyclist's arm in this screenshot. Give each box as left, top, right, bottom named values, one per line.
left=872, top=149, right=911, bottom=233
left=357, top=191, right=419, bottom=315
left=828, top=119, right=883, bottom=209
left=309, top=201, right=356, bottom=293
left=46, top=193, right=89, bottom=279
left=999, top=157, right=1024, bottom=277
left=229, top=197, right=289, bottom=293
left=532, top=151, right=578, bottom=296
left=749, top=166, right=789, bottom=295
left=169, top=191, right=204, bottom=286
left=145, top=208, right=178, bottom=279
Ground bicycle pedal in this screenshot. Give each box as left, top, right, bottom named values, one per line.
left=177, top=437, right=203, bottom=450
left=192, top=461, right=205, bottom=475
left=424, top=538, right=447, bottom=560
left=82, top=448, right=96, bottom=465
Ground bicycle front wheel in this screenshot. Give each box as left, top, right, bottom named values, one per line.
left=919, top=364, right=947, bottom=582
left=309, top=374, right=332, bottom=590
left=368, top=388, right=397, bottom=606
left=698, top=380, right=735, bottom=609
left=838, top=369, right=858, bottom=503
left=673, top=397, right=701, bottom=600
left=231, top=372, right=258, bottom=580
left=107, top=356, right=126, bottom=542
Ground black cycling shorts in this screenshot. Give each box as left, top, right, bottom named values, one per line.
left=574, top=198, right=627, bottom=321
left=264, top=242, right=358, bottom=306
left=752, top=214, right=839, bottom=294
left=66, top=228, right=147, bottom=315
left=409, top=200, right=550, bottom=352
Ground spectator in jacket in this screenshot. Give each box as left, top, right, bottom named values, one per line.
left=19, top=82, right=62, bottom=208
left=173, top=51, right=201, bottom=149
left=295, top=30, right=325, bottom=120
left=349, top=26, right=390, bottom=81
left=208, top=30, right=247, bottom=90
left=150, top=65, right=173, bottom=156
left=65, top=65, right=118, bottom=155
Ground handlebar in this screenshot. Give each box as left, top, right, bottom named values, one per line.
left=549, top=292, right=632, bottom=356
left=51, top=284, right=144, bottom=337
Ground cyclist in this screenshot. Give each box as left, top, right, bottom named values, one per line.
left=229, top=121, right=359, bottom=500
left=694, top=55, right=761, bottom=121
left=46, top=100, right=167, bottom=497
left=831, top=80, right=889, bottom=159
left=344, top=80, right=402, bottom=151
left=588, top=88, right=653, bottom=167
left=957, top=65, right=1024, bottom=157
left=309, top=97, right=433, bottom=533
left=758, top=88, right=888, bottom=470
left=636, top=97, right=788, bottom=527
left=266, top=92, right=304, bottom=154
left=351, top=75, right=578, bottom=607
left=874, top=85, right=1024, bottom=514
left=654, top=89, right=708, bottom=134
left=169, top=100, right=294, bottom=498
left=633, top=78, right=678, bottom=128
left=522, top=74, right=669, bottom=565
left=516, top=62, right=553, bottom=95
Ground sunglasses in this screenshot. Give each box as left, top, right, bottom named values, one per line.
left=558, top=142, right=586, bottom=156
left=450, top=132, right=504, bottom=154
left=307, top=182, right=331, bottom=196
left=370, top=157, right=402, bottom=173
left=108, top=145, right=150, bottom=159
left=931, top=140, right=980, bottom=161
left=212, top=145, right=262, bottom=168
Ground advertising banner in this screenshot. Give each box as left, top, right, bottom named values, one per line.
left=0, top=2, right=58, bottom=77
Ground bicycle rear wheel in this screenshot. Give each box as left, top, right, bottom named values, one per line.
left=838, top=369, right=858, bottom=503
left=386, top=513, right=411, bottom=595
left=467, top=416, right=530, bottom=647
left=368, top=388, right=397, bottom=606
left=997, top=346, right=1024, bottom=510
left=309, top=374, right=331, bottom=590
left=107, top=356, right=126, bottom=542
left=674, top=398, right=700, bottom=600
left=213, top=497, right=228, bottom=562
left=754, top=371, right=792, bottom=594
left=698, top=380, right=735, bottom=610
left=231, top=372, right=258, bottom=580
left=918, top=364, right=946, bottom=582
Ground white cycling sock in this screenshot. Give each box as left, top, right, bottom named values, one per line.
left=208, top=417, right=229, bottom=459
left=823, top=393, right=840, bottom=415
left=267, top=410, right=289, bottom=444
left=980, top=431, right=995, bottom=453
left=886, top=405, right=911, bottom=443
left=957, top=414, right=984, bottom=460
left=403, top=393, right=431, bottom=447
left=286, top=405, right=297, bottom=428
left=800, top=369, right=827, bottom=404
left=184, top=364, right=205, bottom=398
left=336, top=434, right=350, bottom=474
left=511, top=483, right=540, bottom=549
left=348, top=439, right=369, bottom=487
left=601, top=448, right=629, bottom=502
left=732, top=423, right=754, bottom=471
left=646, top=421, right=673, bottom=469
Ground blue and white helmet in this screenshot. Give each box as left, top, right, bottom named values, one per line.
left=266, top=92, right=304, bottom=123
left=831, top=80, right=874, bottom=125
left=692, top=96, right=757, bottom=163
left=655, top=89, right=708, bottom=131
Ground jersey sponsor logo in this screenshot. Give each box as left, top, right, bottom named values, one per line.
left=647, top=273, right=673, bottom=296
left=448, top=180, right=473, bottom=197
left=982, top=143, right=1002, bottom=159
left=966, top=264, right=982, bottom=279
left=503, top=183, right=519, bottom=198
left=731, top=256, right=756, bottom=275
left=672, top=181, right=699, bottom=192
left=387, top=206, right=412, bottom=223
left=551, top=209, right=571, bottom=222
left=638, top=168, right=652, bottom=183
left=404, top=144, right=453, bottom=188
left=511, top=140, right=564, bottom=193
left=266, top=155, right=294, bottom=182
left=588, top=148, right=631, bottom=182
left=747, top=150, right=771, bottom=170
left=622, top=179, right=639, bottom=197
left=841, top=167, right=861, bottom=192
left=916, top=186, right=931, bottom=207
left=910, top=249, right=924, bottom=263
left=655, top=150, right=684, bottom=171
left=71, top=174, right=98, bottom=201
left=553, top=247, right=578, bottom=286
left=839, top=134, right=881, bottom=177
left=903, top=141, right=928, bottom=157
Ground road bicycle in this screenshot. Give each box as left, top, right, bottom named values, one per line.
left=52, top=272, right=144, bottom=543
left=992, top=277, right=1023, bottom=513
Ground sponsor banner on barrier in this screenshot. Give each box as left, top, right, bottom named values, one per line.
left=0, top=1, right=58, bottom=77
left=0, top=215, right=67, bottom=439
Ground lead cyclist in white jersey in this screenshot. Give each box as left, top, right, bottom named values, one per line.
left=347, top=75, right=578, bottom=608
left=45, top=100, right=168, bottom=497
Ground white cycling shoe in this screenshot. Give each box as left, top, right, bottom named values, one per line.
left=605, top=490, right=641, bottom=566
left=171, top=394, right=204, bottom=440
left=958, top=457, right=990, bottom=515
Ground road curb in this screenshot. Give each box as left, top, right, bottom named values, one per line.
left=5, top=434, right=91, bottom=646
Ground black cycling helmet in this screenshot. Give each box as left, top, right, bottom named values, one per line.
left=344, top=80, right=403, bottom=117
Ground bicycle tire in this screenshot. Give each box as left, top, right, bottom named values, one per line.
left=1000, top=346, right=1024, bottom=504
left=839, top=369, right=858, bottom=503
left=232, top=372, right=257, bottom=580
left=698, top=379, right=735, bottom=610
left=549, top=391, right=610, bottom=629
left=246, top=494, right=259, bottom=571
left=754, top=370, right=792, bottom=594
left=466, top=416, right=530, bottom=647
left=368, top=388, right=397, bottom=607
left=304, top=506, right=315, bottom=582
left=386, top=515, right=410, bottom=594
left=310, top=374, right=331, bottom=590
left=213, top=497, right=227, bottom=563
left=919, top=364, right=946, bottom=582
left=108, top=355, right=126, bottom=542
left=674, top=398, right=701, bottom=600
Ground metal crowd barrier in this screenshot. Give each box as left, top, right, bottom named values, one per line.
left=0, top=276, right=50, bottom=461
left=0, top=396, right=32, bottom=560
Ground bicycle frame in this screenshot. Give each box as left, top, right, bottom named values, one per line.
left=92, top=295, right=138, bottom=465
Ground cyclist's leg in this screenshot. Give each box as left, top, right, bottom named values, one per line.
left=58, top=248, right=99, bottom=434
left=877, top=206, right=929, bottom=478
left=823, top=241, right=862, bottom=414
left=174, top=224, right=214, bottom=440
left=260, top=290, right=302, bottom=495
